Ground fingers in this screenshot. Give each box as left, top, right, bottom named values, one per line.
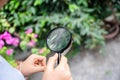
left=34, top=57, right=46, bottom=66
left=35, top=56, right=46, bottom=66
left=42, top=56, right=46, bottom=66
left=34, top=65, right=45, bottom=72
left=70, top=77, right=73, bottom=80
left=59, top=56, right=68, bottom=67
left=30, top=54, right=46, bottom=66
left=65, top=63, right=70, bottom=71
left=31, top=54, right=45, bottom=60
left=31, top=54, right=46, bottom=72
left=46, top=53, right=58, bottom=71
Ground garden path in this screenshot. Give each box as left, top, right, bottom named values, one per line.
left=29, top=35, right=120, bottom=80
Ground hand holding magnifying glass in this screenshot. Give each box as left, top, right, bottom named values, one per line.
left=46, top=27, right=72, bottom=64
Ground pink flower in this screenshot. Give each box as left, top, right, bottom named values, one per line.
left=12, top=38, right=20, bottom=46
left=0, top=31, right=19, bottom=47
left=6, top=49, right=14, bottom=55
left=25, top=28, right=33, bottom=34
left=0, top=35, right=3, bottom=39
left=6, top=38, right=13, bottom=45
left=27, top=40, right=35, bottom=47
left=39, top=49, right=44, bottom=54
left=1, top=31, right=12, bottom=40
left=6, top=37, right=20, bottom=46
left=34, top=34, right=38, bottom=38
left=0, top=39, right=4, bottom=49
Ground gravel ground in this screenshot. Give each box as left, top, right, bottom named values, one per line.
left=29, top=35, right=120, bottom=80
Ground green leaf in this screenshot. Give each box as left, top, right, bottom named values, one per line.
left=0, top=47, right=7, bottom=55
left=29, top=7, right=36, bottom=14
left=34, top=0, right=44, bottom=6
left=31, top=48, right=39, bottom=54
left=20, top=41, right=27, bottom=51
left=69, top=4, right=79, bottom=12
left=8, top=60, right=17, bottom=67
left=40, top=20, right=46, bottom=27
left=14, top=2, right=20, bottom=9
left=9, top=27, right=15, bottom=33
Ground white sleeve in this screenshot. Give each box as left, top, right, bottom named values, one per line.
left=0, top=55, right=25, bottom=80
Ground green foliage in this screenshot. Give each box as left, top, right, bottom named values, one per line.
left=0, top=47, right=17, bottom=67
left=0, top=0, right=106, bottom=48
left=89, top=0, right=120, bottom=19
left=1, top=0, right=119, bottom=64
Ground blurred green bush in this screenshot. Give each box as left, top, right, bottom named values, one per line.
left=0, top=0, right=119, bottom=66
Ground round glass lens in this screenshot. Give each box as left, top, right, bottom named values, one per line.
left=47, top=28, right=71, bottom=52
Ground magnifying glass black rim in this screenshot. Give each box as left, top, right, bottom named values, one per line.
left=46, top=27, right=72, bottom=53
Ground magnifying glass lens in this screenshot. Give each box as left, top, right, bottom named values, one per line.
left=46, top=27, right=72, bottom=64
left=47, top=28, right=71, bottom=52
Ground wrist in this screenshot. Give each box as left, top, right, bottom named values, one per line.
left=16, top=62, right=24, bottom=76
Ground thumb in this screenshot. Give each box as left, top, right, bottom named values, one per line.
left=34, top=66, right=46, bottom=72
left=46, top=53, right=58, bottom=71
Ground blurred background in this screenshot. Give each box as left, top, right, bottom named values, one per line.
left=0, top=0, right=120, bottom=80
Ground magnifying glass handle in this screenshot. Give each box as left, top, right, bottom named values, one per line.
left=57, top=53, right=61, bottom=65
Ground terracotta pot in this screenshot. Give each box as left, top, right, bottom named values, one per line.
left=0, top=0, right=8, bottom=9
left=104, top=25, right=119, bottom=39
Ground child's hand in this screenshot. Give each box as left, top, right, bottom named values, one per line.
left=18, top=54, right=46, bottom=76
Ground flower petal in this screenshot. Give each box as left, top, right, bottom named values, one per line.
left=25, top=28, right=33, bottom=34
left=6, top=49, right=14, bottom=56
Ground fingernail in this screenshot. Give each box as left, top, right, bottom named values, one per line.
left=55, top=53, right=58, bottom=56
left=54, top=53, right=58, bottom=56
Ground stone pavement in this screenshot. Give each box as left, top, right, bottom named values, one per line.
left=29, top=35, right=120, bottom=80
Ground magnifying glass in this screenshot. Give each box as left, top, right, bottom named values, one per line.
left=46, top=27, right=72, bottom=64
